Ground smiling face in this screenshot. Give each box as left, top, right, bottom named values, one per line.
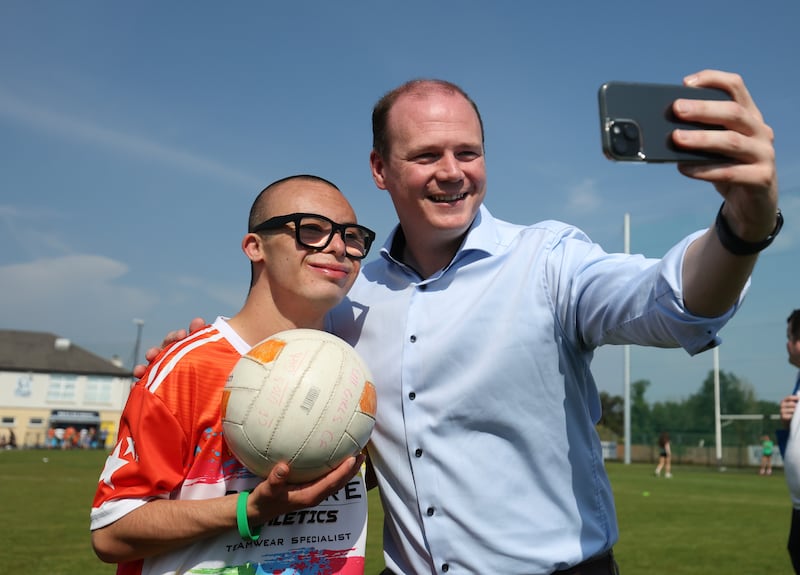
left=249, top=177, right=362, bottom=323
left=370, top=85, right=486, bottom=275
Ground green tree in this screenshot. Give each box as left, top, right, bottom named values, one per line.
left=756, top=398, right=781, bottom=436
left=630, top=379, right=653, bottom=444
left=596, top=370, right=780, bottom=450
left=683, top=370, right=760, bottom=445
left=598, top=391, right=624, bottom=439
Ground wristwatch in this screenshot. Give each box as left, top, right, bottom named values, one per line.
left=714, top=203, right=784, bottom=256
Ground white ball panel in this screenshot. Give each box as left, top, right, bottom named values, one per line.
left=222, top=422, right=272, bottom=477
left=344, top=410, right=377, bottom=449
left=327, top=432, right=361, bottom=467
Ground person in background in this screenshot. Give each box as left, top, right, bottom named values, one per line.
left=760, top=434, right=774, bottom=475
left=655, top=432, right=672, bottom=478
left=54, top=427, right=65, bottom=449
left=146, top=70, right=781, bottom=574
left=97, top=427, right=108, bottom=450
left=64, top=425, right=76, bottom=449
left=777, top=309, right=800, bottom=572
left=92, top=175, right=374, bottom=575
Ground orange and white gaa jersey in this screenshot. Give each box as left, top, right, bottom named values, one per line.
left=91, top=317, right=368, bottom=575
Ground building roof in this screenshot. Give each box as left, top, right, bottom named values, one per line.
left=0, top=330, right=131, bottom=377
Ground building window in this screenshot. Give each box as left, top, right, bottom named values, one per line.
left=1, top=416, right=15, bottom=426
left=85, top=377, right=113, bottom=404
left=47, top=375, right=77, bottom=402
left=29, top=418, right=44, bottom=427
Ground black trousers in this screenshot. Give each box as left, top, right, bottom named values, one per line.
left=790, top=508, right=800, bottom=574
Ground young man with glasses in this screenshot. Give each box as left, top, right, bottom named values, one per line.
left=91, top=175, right=374, bottom=575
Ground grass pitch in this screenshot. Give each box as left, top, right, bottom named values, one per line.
left=0, top=449, right=792, bottom=574
left=608, top=461, right=792, bottom=573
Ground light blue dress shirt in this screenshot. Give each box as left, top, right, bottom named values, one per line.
left=328, top=205, right=742, bottom=574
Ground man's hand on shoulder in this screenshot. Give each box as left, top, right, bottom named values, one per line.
left=132, top=317, right=207, bottom=379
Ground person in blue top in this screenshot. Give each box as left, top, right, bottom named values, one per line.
left=777, top=309, right=800, bottom=572
left=146, top=70, right=781, bottom=574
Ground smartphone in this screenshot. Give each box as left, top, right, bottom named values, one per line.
left=598, top=81, right=732, bottom=162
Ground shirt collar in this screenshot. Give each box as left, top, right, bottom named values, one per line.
left=379, top=204, right=499, bottom=271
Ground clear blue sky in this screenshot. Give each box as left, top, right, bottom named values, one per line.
left=1, top=1, right=798, bottom=404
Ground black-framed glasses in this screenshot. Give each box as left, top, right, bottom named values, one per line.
left=250, top=212, right=376, bottom=260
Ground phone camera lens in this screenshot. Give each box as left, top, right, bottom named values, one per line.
left=610, top=120, right=641, bottom=158
left=622, top=123, right=638, bottom=141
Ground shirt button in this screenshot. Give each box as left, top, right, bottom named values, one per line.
left=408, top=392, right=416, bottom=400
left=415, top=448, right=423, bottom=457
left=410, top=335, right=417, bottom=343
left=441, top=564, right=449, bottom=572
left=426, top=507, right=435, bottom=516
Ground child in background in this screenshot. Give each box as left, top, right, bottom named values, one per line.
left=655, top=432, right=672, bottom=478
left=761, top=434, right=775, bottom=475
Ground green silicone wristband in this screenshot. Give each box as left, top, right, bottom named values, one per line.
left=236, top=490, right=259, bottom=541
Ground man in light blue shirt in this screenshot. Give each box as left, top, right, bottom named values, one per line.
left=328, top=70, right=781, bottom=574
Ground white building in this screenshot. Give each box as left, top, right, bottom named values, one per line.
left=0, top=329, right=132, bottom=448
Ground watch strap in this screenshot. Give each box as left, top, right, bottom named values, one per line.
left=714, top=203, right=783, bottom=256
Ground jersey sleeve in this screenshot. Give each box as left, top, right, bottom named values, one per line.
left=91, top=381, right=191, bottom=529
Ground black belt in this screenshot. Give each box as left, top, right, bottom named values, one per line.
left=555, top=550, right=619, bottom=575
left=379, top=550, right=619, bottom=575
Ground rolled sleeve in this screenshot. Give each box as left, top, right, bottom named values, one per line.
left=655, top=230, right=747, bottom=355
